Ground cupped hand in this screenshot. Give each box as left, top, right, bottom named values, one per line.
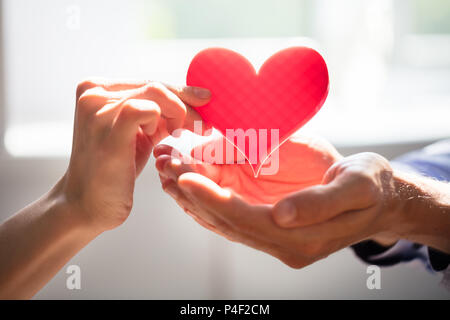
left=61, top=78, right=211, bottom=233
left=154, top=137, right=408, bottom=268
left=155, top=134, right=341, bottom=205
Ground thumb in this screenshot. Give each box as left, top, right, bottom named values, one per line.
left=272, top=174, right=371, bottom=228
left=166, top=84, right=211, bottom=107
left=166, top=84, right=213, bottom=136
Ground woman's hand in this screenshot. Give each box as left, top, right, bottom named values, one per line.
left=0, top=78, right=212, bottom=299
left=63, top=78, right=211, bottom=233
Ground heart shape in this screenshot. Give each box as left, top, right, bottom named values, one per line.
left=186, top=47, right=329, bottom=177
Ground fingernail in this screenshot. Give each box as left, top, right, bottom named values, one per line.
left=165, top=185, right=180, bottom=200
left=275, top=201, right=297, bottom=225
left=192, top=87, right=211, bottom=99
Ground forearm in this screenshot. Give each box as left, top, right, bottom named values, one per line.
left=393, top=171, right=450, bottom=253
left=0, top=178, right=100, bottom=299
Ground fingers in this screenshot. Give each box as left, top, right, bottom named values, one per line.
left=160, top=173, right=284, bottom=256
left=76, top=87, right=115, bottom=119
left=108, top=99, right=160, bottom=154
left=174, top=173, right=302, bottom=260
left=154, top=144, right=220, bottom=183
left=107, top=82, right=209, bottom=135
left=76, top=79, right=212, bottom=137
left=76, top=78, right=152, bottom=101
left=165, top=84, right=211, bottom=107
left=181, top=107, right=212, bottom=136
left=178, top=172, right=233, bottom=209
left=164, top=84, right=212, bottom=135
left=272, top=173, right=376, bottom=228
left=154, top=146, right=287, bottom=243
left=76, top=78, right=211, bottom=107
left=190, top=136, right=246, bottom=164
left=125, top=83, right=189, bottom=134
left=89, top=82, right=184, bottom=136
left=76, top=80, right=153, bottom=124
left=157, top=162, right=336, bottom=268
left=160, top=171, right=352, bottom=267
left=161, top=169, right=246, bottom=232
left=135, top=129, right=154, bottom=176
left=177, top=173, right=278, bottom=238
left=160, top=176, right=227, bottom=234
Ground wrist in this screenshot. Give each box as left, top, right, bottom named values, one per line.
left=49, top=176, right=104, bottom=239
left=0, top=177, right=102, bottom=299
left=390, top=170, right=450, bottom=253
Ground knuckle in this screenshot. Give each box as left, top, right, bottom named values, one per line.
left=322, top=163, right=339, bottom=183
left=142, top=101, right=161, bottom=117
left=77, top=87, right=98, bottom=102
left=120, top=101, right=160, bottom=124
left=76, top=88, right=103, bottom=115
left=365, top=151, right=388, bottom=163
left=120, top=101, right=141, bottom=118
left=76, top=78, right=99, bottom=100
left=146, top=82, right=186, bottom=115
left=121, top=99, right=139, bottom=111
left=145, top=81, right=167, bottom=97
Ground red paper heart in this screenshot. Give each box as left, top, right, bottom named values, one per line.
left=186, top=47, right=329, bottom=176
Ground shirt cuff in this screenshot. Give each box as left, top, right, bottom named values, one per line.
left=428, top=247, right=450, bottom=271
left=351, top=239, right=432, bottom=270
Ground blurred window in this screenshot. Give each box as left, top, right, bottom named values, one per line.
left=411, top=0, right=450, bottom=34
left=1, top=0, right=449, bottom=157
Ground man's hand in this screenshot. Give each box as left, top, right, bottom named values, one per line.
left=63, top=78, right=211, bottom=233
left=272, top=152, right=403, bottom=242
left=154, top=137, right=450, bottom=268
left=154, top=134, right=345, bottom=268
left=155, top=134, right=341, bottom=205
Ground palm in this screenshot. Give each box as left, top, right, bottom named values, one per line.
left=203, top=135, right=341, bottom=204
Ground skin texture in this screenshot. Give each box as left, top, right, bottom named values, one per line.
left=155, top=138, right=450, bottom=269
left=0, top=79, right=212, bottom=299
